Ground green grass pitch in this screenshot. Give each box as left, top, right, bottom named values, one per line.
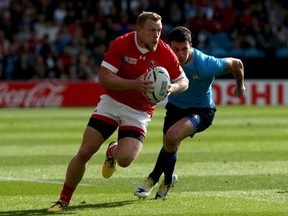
left=0, top=105, right=288, bottom=216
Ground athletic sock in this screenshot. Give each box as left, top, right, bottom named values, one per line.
left=59, top=183, right=76, bottom=205
left=164, top=152, right=177, bottom=185
left=148, top=147, right=176, bottom=183
left=108, top=142, right=118, bottom=157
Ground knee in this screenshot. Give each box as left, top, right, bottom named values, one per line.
left=116, top=155, right=133, bottom=168
left=77, top=145, right=96, bottom=162
left=165, top=131, right=180, bottom=147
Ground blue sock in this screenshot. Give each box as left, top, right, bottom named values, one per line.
left=148, top=147, right=177, bottom=183
left=164, top=152, right=177, bottom=184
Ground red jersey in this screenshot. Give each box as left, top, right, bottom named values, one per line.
left=100, top=31, right=184, bottom=115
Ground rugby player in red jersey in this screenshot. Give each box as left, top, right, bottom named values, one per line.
left=48, top=11, right=188, bottom=212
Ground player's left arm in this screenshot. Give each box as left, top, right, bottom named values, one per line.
left=223, top=57, right=246, bottom=97
left=168, top=72, right=189, bottom=95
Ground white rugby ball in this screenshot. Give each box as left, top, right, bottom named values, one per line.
left=145, top=66, right=170, bottom=104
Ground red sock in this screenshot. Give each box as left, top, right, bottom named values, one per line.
left=108, top=142, right=118, bottom=157
left=59, top=183, right=76, bottom=205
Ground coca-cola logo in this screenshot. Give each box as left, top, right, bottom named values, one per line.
left=0, top=83, right=66, bottom=107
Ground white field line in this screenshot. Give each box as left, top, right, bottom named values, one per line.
left=0, top=176, right=95, bottom=186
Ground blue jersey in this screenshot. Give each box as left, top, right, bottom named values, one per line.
left=168, top=48, right=227, bottom=109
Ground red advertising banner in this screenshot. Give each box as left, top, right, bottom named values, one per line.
left=0, top=80, right=287, bottom=107
left=212, top=79, right=288, bottom=105
left=0, top=81, right=105, bottom=107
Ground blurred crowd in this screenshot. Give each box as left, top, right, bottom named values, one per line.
left=0, top=0, right=288, bottom=81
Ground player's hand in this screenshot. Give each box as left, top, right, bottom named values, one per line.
left=234, top=85, right=246, bottom=97
left=166, top=84, right=172, bottom=97
left=134, top=71, right=154, bottom=97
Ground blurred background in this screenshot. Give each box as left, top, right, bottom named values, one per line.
left=0, top=0, right=287, bottom=107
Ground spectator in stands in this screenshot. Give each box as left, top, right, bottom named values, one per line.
left=3, top=42, right=19, bottom=80
left=276, top=26, right=288, bottom=48
left=256, top=23, right=280, bottom=57
left=13, top=52, right=35, bottom=80
left=0, top=29, right=10, bottom=79
left=33, top=55, right=46, bottom=79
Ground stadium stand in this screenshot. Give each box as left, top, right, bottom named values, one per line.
left=0, top=0, right=288, bottom=80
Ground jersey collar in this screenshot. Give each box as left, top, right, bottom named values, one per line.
left=134, top=32, right=149, bottom=54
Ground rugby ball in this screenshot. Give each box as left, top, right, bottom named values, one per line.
left=145, top=66, right=170, bottom=104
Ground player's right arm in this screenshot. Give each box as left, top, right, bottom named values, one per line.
left=98, top=66, right=153, bottom=95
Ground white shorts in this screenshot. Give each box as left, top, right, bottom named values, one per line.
left=91, top=95, right=151, bottom=136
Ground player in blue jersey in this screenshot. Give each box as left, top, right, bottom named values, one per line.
left=134, top=26, right=246, bottom=199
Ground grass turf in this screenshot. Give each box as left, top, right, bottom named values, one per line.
left=0, top=105, right=287, bottom=215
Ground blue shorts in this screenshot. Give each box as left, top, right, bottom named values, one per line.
left=163, top=103, right=216, bottom=137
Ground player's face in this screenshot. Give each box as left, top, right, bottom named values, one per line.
left=170, top=41, right=192, bottom=66
left=137, top=19, right=162, bottom=52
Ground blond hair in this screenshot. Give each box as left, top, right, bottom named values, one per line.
left=137, top=11, right=162, bottom=28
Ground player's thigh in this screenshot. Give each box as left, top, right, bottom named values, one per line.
left=79, top=126, right=105, bottom=157
left=165, top=117, right=195, bottom=142
left=117, top=137, right=142, bottom=164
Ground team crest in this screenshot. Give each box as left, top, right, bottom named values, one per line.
left=192, top=74, right=201, bottom=80
left=150, top=60, right=157, bottom=67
